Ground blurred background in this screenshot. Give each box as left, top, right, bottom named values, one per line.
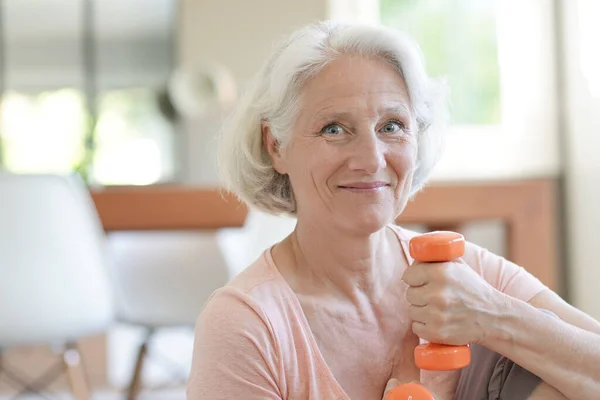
left=0, top=0, right=599, bottom=399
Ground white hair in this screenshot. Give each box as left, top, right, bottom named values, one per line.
left=218, top=20, right=448, bottom=215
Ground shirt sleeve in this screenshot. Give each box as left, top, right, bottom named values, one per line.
left=463, top=241, right=548, bottom=303
left=187, top=287, right=283, bottom=400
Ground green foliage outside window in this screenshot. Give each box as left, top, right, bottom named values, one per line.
left=380, top=0, right=501, bottom=125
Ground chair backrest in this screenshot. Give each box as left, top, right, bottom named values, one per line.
left=0, top=173, right=114, bottom=346
left=107, top=230, right=233, bottom=327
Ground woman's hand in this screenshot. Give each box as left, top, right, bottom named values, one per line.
left=401, top=259, right=504, bottom=346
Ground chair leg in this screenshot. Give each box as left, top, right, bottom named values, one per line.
left=63, top=342, right=92, bottom=400
left=127, top=329, right=154, bottom=400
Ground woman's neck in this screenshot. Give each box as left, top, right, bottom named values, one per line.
left=275, top=220, right=403, bottom=304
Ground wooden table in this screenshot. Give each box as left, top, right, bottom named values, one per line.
left=90, top=185, right=248, bottom=231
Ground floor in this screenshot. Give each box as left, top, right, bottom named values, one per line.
left=0, top=388, right=185, bottom=400
left=0, top=324, right=193, bottom=400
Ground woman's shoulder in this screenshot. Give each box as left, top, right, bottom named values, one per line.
left=190, top=250, right=343, bottom=399
left=224, top=248, right=293, bottom=304
left=193, top=250, right=312, bottom=379
left=189, top=251, right=293, bottom=399
left=198, top=249, right=299, bottom=333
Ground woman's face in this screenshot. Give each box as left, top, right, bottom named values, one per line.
left=267, top=55, right=418, bottom=233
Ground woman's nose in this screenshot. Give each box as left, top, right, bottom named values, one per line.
left=346, top=131, right=386, bottom=173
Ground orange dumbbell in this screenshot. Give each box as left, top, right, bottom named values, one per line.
left=386, top=231, right=470, bottom=400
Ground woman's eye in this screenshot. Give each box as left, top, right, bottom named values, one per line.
left=322, top=124, right=345, bottom=135
left=380, top=121, right=404, bottom=134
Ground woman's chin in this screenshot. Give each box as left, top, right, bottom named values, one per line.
left=338, top=208, right=395, bottom=234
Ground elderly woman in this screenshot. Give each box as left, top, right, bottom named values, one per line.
left=187, top=21, right=600, bottom=400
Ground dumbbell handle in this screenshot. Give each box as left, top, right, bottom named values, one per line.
left=386, top=231, right=469, bottom=400
left=410, top=231, right=470, bottom=371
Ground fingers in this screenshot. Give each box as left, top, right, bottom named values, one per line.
left=405, top=286, right=428, bottom=306
left=408, top=304, right=427, bottom=323
left=401, top=262, right=430, bottom=287
left=411, top=321, right=427, bottom=338
left=403, top=261, right=461, bottom=288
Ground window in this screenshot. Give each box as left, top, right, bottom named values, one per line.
left=380, top=0, right=501, bottom=125
left=0, top=87, right=175, bottom=185
left=0, top=0, right=177, bottom=186
left=0, top=89, right=87, bottom=174
left=578, top=0, right=600, bottom=98
left=376, top=0, right=560, bottom=181
left=93, top=88, right=176, bottom=185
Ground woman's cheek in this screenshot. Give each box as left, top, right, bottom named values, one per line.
left=392, top=140, right=418, bottom=172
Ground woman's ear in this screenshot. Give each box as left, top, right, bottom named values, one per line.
left=262, top=122, right=287, bottom=174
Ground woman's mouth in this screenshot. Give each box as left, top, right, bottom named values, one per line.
left=338, top=181, right=389, bottom=192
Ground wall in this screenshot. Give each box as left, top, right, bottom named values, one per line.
left=3, top=0, right=173, bottom=92
left=560, top=0, right=600, bottom=319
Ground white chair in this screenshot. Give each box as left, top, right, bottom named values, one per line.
left=106, top=209, right=296, bottom=399
left=0, top=172, right=114, bottom=399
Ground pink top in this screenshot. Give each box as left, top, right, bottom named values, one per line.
left=187, top=225, right=547, bottom=399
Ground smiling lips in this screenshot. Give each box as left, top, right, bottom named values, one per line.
left=338, top=181, right=390, bottom=192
